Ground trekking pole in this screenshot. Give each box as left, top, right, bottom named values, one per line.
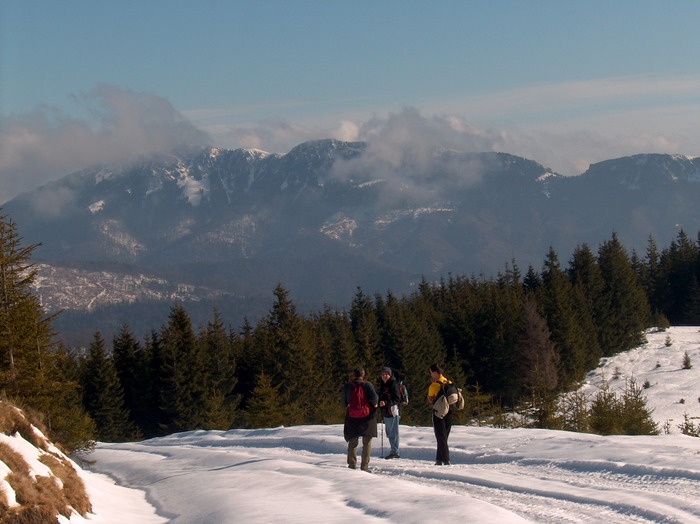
left=381, top=417, right=384, bottom=458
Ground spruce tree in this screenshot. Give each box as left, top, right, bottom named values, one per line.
left=80, top=331, right=139, bottom=442
left=112, top=324, right=151, bottom=433
left=620, top=377, right=658, bottom=435
left=244, top=372, right=288, bottom=428
left=660, top=230, right=698, bottom=323
left=202, top=309, right=240, bottom=428
left=640, top=236, right=671, bottom=327
left=540, top=247, right=592, bottom=387
left=312, top=307, right=350, bottom=423
left=232, top=317, right=260, bottom=411
left=569, top=243, right=608, bottom=357
left=597, top=233, right=651, bottom=354
left=515, top=294, right=559, bottom=400
left=0, top=212, right=94, bottom=451
left=0, top=214, right=52, bottom=397
left=259, top=285, right=317, bottom=424
left=588, top=381, right=622, bottom=435
left=350, top=287, right=382, bottom=370
left=158, top=304, right=208, bottom=432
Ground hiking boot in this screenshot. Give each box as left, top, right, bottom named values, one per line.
left=384, top=453, right=400, bottom=459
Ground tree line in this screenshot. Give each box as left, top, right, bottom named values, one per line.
left=3, top=207, right=700, bottom=449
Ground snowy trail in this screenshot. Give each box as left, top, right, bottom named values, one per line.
left=376, top=460, right=699, bottom=523
left=85, top=424, right=700, bottom=523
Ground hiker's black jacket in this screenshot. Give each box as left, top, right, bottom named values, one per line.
left=378, top=377, right=401, bottom=418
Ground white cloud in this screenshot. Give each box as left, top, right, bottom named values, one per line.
left=4, top=74, right=699, bottom=205
left=0, top=85, right=209, bottom=204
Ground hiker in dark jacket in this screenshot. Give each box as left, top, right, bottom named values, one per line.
left=378, top=366, right=402, bottom=459
left=342, top=368, right=379, bottom=471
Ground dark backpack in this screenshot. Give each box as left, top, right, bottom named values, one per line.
left=348, top=381, right=371, bottom=418
left=398, top=380, right=409, bottom=406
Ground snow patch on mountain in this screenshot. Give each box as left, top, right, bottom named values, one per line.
left=97, top=220, right=144, bottom=256
left=320, top=213, right=358, bottom=243
left=175, top=161, right=210, bottom=206
left=374, top=207, right=452, bottom=229
left=89, top=200, right=105, bottom=213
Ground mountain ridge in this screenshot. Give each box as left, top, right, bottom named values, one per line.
left=4, top=140, right=700, bottom=344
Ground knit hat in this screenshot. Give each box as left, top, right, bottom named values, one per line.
left=381, top=367, right=392, bottom=375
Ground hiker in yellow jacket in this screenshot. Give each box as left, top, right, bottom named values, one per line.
left=428, top=363, right=452, bottom=465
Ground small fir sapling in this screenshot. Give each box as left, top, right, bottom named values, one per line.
left=682, top=351, right=692, bottom=370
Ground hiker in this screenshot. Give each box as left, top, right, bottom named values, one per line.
left=428, top=363, right=453, bottom=465
left=342, top=368, right=379, bottom=471
left=378, top=366, right=402, bottom=459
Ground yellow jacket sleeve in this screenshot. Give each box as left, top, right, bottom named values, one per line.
left=428, top=376, right=448, bottom=403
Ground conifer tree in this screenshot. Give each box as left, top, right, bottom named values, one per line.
left=158, top=304, right=208, bottom=432
left=145, top=330, right=168, bottom=434
left=383, top=293, right=447, bottom=425
left=201, top=309, right=240, bottom=428
left=516, top=294, right=559, bottom=398
left=683, top=275, right=700, bottom=325
left=244, top=372, right=288, bottom=428
left=80, top=331, right=139, bottom=441
left=312, top=307, right=351, bottom=423
left=0, top=212, right=95, bottom=451
left=588, top=381, right=622, bottom=435
left=232, top=317, right=260, bottom=410
left=557, top=390, right=590, bottom=433
left=259, top=285, right=317, bottom=424
left=540, top=247, right=592, bottom=387
left=318, top=307, right=355, bottom=387
left=620, top=377, right=658, bottom=435
left=523, top=265, right=543, bottom=292
left=112, top=324, right=151, bottom=433
left=0, top=214, right=53, bottom=397
left=660, top=230, right=699, bottom=323
left=350, top=287, right=381, bottom=370
left=569, top=243, right=608, bottom=354
left=597, top=233, right=650, bottom=354
left=639, top=236, right=671, bottom=327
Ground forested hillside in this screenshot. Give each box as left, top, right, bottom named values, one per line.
left=3, top=209, right=700, bottom=443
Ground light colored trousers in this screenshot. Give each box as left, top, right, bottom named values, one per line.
left=384, top=415, right=400, bottom=455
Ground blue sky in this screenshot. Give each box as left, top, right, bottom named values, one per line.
left=2, top=1, right=700, bottom=203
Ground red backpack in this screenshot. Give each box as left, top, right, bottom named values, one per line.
left=348, top=381, right=371, bottom=418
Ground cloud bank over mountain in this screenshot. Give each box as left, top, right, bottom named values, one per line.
left=3, top=78, right=699, bottom=205
left=0, top=85, right=210, bottom=204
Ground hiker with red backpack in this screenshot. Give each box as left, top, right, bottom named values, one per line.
left=378, top=367, right=402, bottom=459
left=342, top=368, right=379, bottom=471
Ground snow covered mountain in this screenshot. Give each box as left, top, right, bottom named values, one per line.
left=4, top=141, right=700, bottom=343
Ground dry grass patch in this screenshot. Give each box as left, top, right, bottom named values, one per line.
left=39, top=454, right=92, bottom=515
left=0, top=504, right=60, bottom=524
left=0, top=402, right=92, bottom=522
left=0, top=402, right=47, bottom=451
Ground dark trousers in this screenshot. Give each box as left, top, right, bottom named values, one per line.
left=432, top=410, right=453, bottom=464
